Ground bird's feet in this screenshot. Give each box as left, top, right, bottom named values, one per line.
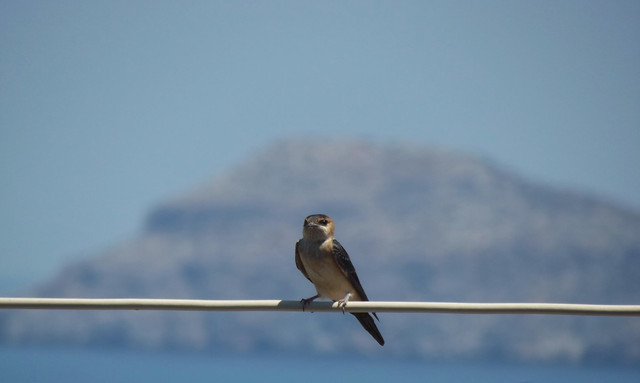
left=337, top=293, right=352, bottom=314
left=300, top=294, right=319, bottom=312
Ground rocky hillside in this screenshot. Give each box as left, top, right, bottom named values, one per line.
left=2, top=139, right=639, bottom=363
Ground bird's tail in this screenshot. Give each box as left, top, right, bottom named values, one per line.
left=351, top=313, right=385, bottom=346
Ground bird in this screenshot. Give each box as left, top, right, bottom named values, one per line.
left=295, top=214, right=384, bottom=346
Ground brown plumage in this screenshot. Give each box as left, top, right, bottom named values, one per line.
left=295, top=214, right=384, bottom=346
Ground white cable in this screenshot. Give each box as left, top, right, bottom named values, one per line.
left=1, top=298, right=639, bottom=316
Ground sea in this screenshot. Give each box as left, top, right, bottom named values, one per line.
left=1, top=346, right=638, bottom=383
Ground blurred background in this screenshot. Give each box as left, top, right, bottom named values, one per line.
left=1, top=1, right=639, bottom=382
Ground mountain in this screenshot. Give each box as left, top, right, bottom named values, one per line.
left=2, top=139, right=639, bottom=363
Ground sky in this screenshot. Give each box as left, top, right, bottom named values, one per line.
left=1, top=1, right=639, bottom=293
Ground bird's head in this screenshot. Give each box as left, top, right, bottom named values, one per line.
left=302, top=214, right=335, bottom=241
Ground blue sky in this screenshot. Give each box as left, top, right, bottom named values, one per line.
left=1, top=1, right=639, bottom=293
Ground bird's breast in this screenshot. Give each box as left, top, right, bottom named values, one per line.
left=298, top=239, right=358, bottom=301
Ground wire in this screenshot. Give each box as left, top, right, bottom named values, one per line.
left=1, top=298, right=639, bottom=316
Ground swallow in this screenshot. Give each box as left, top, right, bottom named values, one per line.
left=295, top=214, right=384, bottom=346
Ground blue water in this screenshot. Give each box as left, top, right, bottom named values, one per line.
left=1, top=346, right=638, bottom=383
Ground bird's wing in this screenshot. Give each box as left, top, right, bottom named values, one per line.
left=295, top=240, right=312, bottom=282
left=332, top=239, right=371, bottom=302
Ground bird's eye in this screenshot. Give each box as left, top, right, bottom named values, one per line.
left=319, top=219, right=328, bottom=225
